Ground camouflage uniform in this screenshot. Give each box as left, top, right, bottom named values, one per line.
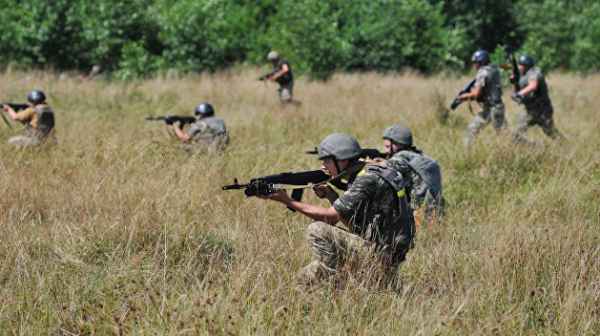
left=298, top=163, right=414, bottom=286
left=272, top=59, right=294, bottom=103
left=388, top=150, right=443, bottom=227
left=464, top=64, right=506, bottom=146
left=185, top=116, right=229, bottom=152
left=8, top=104, right=55, bottom=147
left=512, top=67, right=563, bottom=143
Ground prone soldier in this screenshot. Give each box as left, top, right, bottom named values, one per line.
left=259, top=133, right=414, bottom=287
left=2, top=90, right=55, bottom=147
left=157, top=103, right=229, bottom=152
left=382, top=125, right=443, bottom=228
left=456, top=50, right=507, bottom=146
left=511, top=55, right=564, bottom=144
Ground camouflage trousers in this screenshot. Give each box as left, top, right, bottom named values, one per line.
left=297, top=222, right=399, bottom=287
left=464, top=103, right=507, bottom=146
left=278, top=82, right=294, bottom=103
left=512, top=105, right=564, bottom=144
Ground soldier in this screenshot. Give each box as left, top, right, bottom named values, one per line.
left=2, top=90, right=55, bottom=147
left=457, top=50, right=507, bottom=146
left=382, top=125, right=443, bottom=228
left=261, top=51, right=294, bottom=104
left=511, top=55, right=564, bottom=144
left=170, top=103, right=229, bottom=152
left=261, top=133, right=414, bottom=287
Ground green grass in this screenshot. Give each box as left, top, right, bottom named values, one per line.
left=0, top=69, right=598, bottom=335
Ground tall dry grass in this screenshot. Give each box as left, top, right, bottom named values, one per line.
left=0, top=69, right=598, bottom=335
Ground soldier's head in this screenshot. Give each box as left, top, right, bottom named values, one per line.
left=267, top=50, right=280, bottom=64
left=518, top=54, right=535, bottom=73
left=27, top=90, right=46, bottom=105
left=194, top=103, right=214, bottom=119
left=382, top=124, right=413, bottom=157
left=471, top=49, right=490, bottom=68
left=317, top=133, right=362, bottom=176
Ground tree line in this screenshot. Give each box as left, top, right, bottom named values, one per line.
left=0, top=0, right=598, bottom=79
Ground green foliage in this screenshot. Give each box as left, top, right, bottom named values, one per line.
left=0, top=0, right=599, bottom=76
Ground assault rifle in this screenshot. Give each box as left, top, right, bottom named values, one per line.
left=145, top=115, right=196, bottom=125
left=222, top=169, right=340, bottom=212
left=449, top=79, right=476, bottom=110
left=1, top=102, right=29, bottom=128
left=1, top=103, right=29, bottom=111
left=258, top=70, right=276, bottom=81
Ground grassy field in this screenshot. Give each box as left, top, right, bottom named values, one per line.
left=0, top=69, right=598, bottom=335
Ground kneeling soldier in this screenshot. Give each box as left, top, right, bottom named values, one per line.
left=382, top=125, right=443, bottom=228
left=2, top=90, right=55, bottom=147
left=261, top=133, right=414, bottom=287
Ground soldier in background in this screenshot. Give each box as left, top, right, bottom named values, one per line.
left=511, top=55, right=564, bottom=144
left=261, top=51, right=294, bottom=104
left=382, top=125, right=443, bottom=228
left=457, top=50, right=507, bottom=146
left=2, top=90, right=55, bottom=147
left=170, top=103, right=229, bottom=152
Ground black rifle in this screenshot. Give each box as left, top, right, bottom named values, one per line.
left=258, top=70, right=277, bottom=81
left=508, top=51, right=526, bottom=104
left=1, top=103, right=29, bottom=128
left=1, top=103, right=29, bottom=111
left=145, top=115, right=196, bottom=125
left=449, top=79, right=476, bottom=110
left=222, top=170, right=331, bottom=212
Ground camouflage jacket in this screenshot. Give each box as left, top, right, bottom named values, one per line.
left=333, top=163, right=414, bottom=256
left=187, top=116, right=229, bottom=146
left=518, top=67, right=552, bottom=110
left=475, top=64, right=503, bottom=106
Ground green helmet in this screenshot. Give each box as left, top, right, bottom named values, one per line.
left=382, top=124, right=413, bottom=146
left=318, top=133, right=362, bottom=160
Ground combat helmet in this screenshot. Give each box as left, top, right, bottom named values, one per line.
left=383, top=124, right=413, bottom=146
left=267, top=51, right=280, bottom=62
left=471, top=49, right=490, bottom=65
left=317, top=133, right=362, bottom=161
left=518, top=54, right=535, bottom=68
left=27, top=90, right=46, bottom=105
left=194, top=103, right=214, bottom=118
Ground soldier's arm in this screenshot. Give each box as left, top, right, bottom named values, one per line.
left=4, top=105, right=35, bottom=122
left=269, top=63, right=290, bottom=81
left=518, top=79, right=538, bottom=97
left=263, top=190, right=341, bottom=225
left=172, top=123, right=191, bottom=142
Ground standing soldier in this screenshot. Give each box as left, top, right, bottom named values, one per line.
left=511, top=55, right=564, bottom=144
left=382, top=125, right=443, bottom=228
left=457, top=50, right=507, bottom=146
left=170, top=103, right=229, bottom=152
left=2, top=90, right=55, bottom=147
left=260, top=133, right=414, bottom=287
left=260, top=51, right=294, bottom=104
